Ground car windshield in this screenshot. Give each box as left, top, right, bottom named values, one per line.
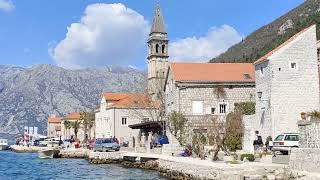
left=274, top=135, right=284, bottom=141
left=96, top=138, right=114, bottom=144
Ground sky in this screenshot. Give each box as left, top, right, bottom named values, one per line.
left=0, top=0, right=304, bottom=69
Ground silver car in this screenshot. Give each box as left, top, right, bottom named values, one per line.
left=93, top=138, right=120, bottom=152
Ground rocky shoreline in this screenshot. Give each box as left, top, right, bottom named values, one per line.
left=9, top=147, right=319, bottom=180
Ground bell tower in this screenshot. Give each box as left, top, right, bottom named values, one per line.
left=147, top=4, right=169, bottom=100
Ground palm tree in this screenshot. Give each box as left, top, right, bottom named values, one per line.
left=71, top=120, right=81, bottom=139
left=80, top=112, right=88, bottom=141
left=80, top=111, right=95, bottom=141
left=63, top=120, right=71, bottom=139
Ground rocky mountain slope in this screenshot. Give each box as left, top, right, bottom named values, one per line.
left=211, top=0, right=320, bottom=63
left=0, top=64, right=146, bottom=138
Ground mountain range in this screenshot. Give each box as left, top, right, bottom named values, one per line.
left=0, top=64, right=146, bottom=139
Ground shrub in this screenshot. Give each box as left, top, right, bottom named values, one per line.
left=234, top=102, right=255, bottom=115
left=225, top=112, right=244, bottom=152
left=307, top=110, right=320, bottom=120
left=240, top=154, right=255, bottom=162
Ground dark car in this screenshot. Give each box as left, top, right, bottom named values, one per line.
left=93, top=138, right=120, bottom=152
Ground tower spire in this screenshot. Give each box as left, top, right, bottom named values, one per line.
left=150, top=4, right=167, bottom=34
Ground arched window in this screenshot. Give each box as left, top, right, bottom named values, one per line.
left=162, top=45, right=165, bottom=54
left=156, top=44, right=159, bottom=53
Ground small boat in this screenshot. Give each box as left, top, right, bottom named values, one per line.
left=38, top=148, right=60, bottom=159
left=38, top=149, right=55, bottom=159
left=0, top=139, right=8, bottom=150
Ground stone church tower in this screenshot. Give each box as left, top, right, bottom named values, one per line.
left=147, top=4, right=169, bottom=100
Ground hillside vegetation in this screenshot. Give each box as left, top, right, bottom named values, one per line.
left=211, top=0, right=320, bottom=63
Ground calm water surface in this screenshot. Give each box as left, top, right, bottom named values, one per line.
left=0, top=151, right=166, bottom=180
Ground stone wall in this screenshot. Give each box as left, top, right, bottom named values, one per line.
left=290, top=148, right=320, bottom=173
left=289, top=120, right=320, bottom=172
left=242, top=114, right=258, bottom=153
left=297, top=120, right=320, bottom=148
left=255, top=25, right=320, bottom=141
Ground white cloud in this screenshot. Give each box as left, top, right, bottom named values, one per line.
left=0, top=0, right=14, bottom=12
left=169, top=25, right=243, bottom=62
left=50, top=3, right=149, bottom=69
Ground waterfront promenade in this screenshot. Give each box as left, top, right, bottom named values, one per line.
left=9, top=145, right=320, bottom=179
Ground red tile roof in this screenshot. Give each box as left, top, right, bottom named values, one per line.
left=254, top=25, right=315, bottom=65
left=48, top=117, right=62, bottom=123
left=63, top=112, right=81, bottom=120
left=102, top=92, right=129, bottom=101
left=170, top=63, right=255, bottom=83
left=102, top=92, right=156, bottom=108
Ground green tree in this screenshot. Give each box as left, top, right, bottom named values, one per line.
left=168, top=111, right=188, bottom=145
left=80, top=111, right=95, bottom=140
left=63, top=120, right=71, bottom=139
left=71, top=120, right=81, bottom=139
left=225, top=112, right=244, bottom=152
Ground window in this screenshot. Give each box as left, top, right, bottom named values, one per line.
left=211, top=108, right=216, bottom=114
left=219, top=103, right=227, bottom=114
left=260, top=67, right=264, bottom=75
left=290, top=62, right=297, bottom=69
left=162, top=44, right=165, bottom=54
left=155, top=44, right=159, bottom=53
left=121, top=117, right=127, bottom=126
left=192, top=101, right=203, bottom=115
left=275, top=135, right=284, bottom=141
left=284, top=135, right=299, bottom=141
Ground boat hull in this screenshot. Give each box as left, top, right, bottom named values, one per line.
left=38, top=150, right=54, bottom=159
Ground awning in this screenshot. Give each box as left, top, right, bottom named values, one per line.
left=129, top=121, right=165, bottom=130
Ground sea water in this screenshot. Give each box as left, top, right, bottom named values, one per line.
left=0, top=151, right=166, bottom=180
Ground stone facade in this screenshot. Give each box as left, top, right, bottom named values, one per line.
left=147, top=5, right=169, bottom=100
left=255, top=25, right=320, bottom=141
left=47, top=122, right=62, bottom=138
left=95, top=96, right=153, bottom=144
left=317, top=40, right=320, bottom=62
left=165, top=67, right=255, bottom=134
left=289, top=120, right=320, bottom=173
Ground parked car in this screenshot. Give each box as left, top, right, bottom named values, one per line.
left=272, top=133, right=299, bottom=155
left=93, top=138, right=120, bottom=152
left=62, top=139, right=71, bottom=148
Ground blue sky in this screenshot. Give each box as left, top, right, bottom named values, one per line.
left=0, top=0, right=304, bottom=69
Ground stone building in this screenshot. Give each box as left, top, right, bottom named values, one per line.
left=47, top=117, right=62, bottom=138
left=164, top=63, right=255, bottom=133
left=317, top=40, right=320, bottom=62
left=95, top=92, right=155, bottom=144
left=253, top=25, right=320, bottom=141
left=147, top=4, right=169, bottom=100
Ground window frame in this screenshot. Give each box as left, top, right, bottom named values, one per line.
left=121, top=117, right=128, bottom=126
left=192, top=100, right=204, bottom=115
left=218, top=102, right=228, bottom=115
left=289, top=62, right=298, bottom=70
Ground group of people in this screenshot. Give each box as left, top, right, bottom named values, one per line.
left=253, top=131, right=273, bottom=152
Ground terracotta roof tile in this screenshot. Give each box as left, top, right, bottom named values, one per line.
left=102, top=92, right=129, bottom=101
left=170, top=63, right=255, bottom=83
left=254, top=25, right=315, bottom=65
left=102, top=92, right=156, bottom=108
left=63, top=112, right=81, bottom=120
left=48, top=117, right=62, bottom=123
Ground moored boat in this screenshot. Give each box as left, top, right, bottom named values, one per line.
left=38, top=149, right=54, bottom=159
left=38, top=148, right=60, bottom=159
left=0, top=139, right=8, bottom=150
